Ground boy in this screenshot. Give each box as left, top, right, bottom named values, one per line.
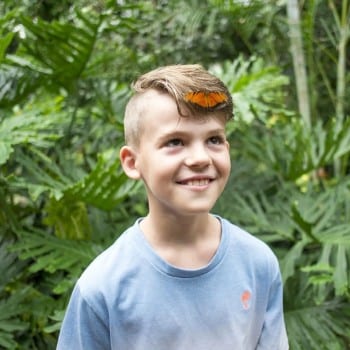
left=57, top=64, right=289, bottom=349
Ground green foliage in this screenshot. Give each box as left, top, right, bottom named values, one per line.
left=239, top=117, right=350, bottom=181
left=66, top=151, right=136, bottom=211
left=0, top=0, right=349, bottom=349
left=11, top=228, right=101, bottom=292
left=0, top=289, right=29, bottom=349
left=18, top=12, right=101, bottom=86
left=1, top=11, right=101, bottom=104
left=284, top=276, right=350, bottom=350
left=213, top=20, right=350, bottom=344
left=0, top=3, right=143, bottom=348
left=0, top=32, right=13, bottom=60
left=0, top=99, right=68, bottom=166
left=0, top=237, right=29, bottom=349
left=210, top=56, right=291, bottom=126
left=216, top=125, right=350, bottom=347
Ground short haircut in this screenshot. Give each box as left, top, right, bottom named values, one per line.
left=123, top=64, right=233, bottom=147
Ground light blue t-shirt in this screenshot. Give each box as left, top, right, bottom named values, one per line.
left=57, top=216, right=289, bottom=349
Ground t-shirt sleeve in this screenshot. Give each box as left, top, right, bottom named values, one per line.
left=256, top=257, right=289, bottom=350
left=56, top=284, right=110, bottom=350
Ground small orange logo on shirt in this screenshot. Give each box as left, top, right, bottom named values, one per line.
left=241, top=290, right=251, bottom=310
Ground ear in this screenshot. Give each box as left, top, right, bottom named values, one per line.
left=120, top=145, right=141, bottom=180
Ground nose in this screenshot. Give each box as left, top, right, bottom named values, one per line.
left=184, top=143, right=211, bottom=168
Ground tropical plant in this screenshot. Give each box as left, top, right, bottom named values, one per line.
left=213, top=8, right=350, bottom=343
left=0, top=3, right=146, bottom=348
left=0, top=0, right=349, bottom=349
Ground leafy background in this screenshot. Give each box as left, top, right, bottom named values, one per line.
left=0, top=0, right=349, bottom=349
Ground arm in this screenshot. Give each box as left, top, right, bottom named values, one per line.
left=56, top=284, right=110, bottom=350
left=256, top=263, right=289, bottom=350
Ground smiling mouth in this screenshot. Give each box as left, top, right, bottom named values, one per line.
left=178, top=179, right=212, bottom=186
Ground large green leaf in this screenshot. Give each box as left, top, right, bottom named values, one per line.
left=8, top=148, right=72, bottom=201
left=210, top=56, right=291, bottom=127
left=9, top=147, right=137, bottom=240
left=0, top=238, right=29, bottom=349
left=0, top=289, right=29, bottom=349
left=10, top=147, right=136, bottom=209
left=241, top=117, right=350, bottom=181
left=285, top=300, right=350, bottom=350
left=11, top=228, right=101, bottom=294
left=0, top=64, right=43, bottom=108
left=66, top=150, right=136, bottom=211
left=0, top=237, right=26, bottom=291
left=14, top=11, right=101, bottom=90
left=0, top=10, right=104, bottom=107
left=284, top=273, right=350, bottom=350
left=0, top=140, right=12, bottom=166
left=0, top=32, right=14, bottom=61
left=0, top=100, right=68, bottom=165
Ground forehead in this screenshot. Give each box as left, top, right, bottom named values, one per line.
left=139, top=89, right=226, bottom=122
left=139, top=90, right=226, bottom=137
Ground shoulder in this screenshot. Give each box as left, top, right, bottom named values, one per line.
left=221, top=217, right=273, bottom=250
left=220, top=216, right=280, bottom=274
left=62, top=220, right=151, bottom=324
left=76, top=221, right=141, bottom=298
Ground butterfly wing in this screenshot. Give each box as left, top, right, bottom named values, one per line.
left=184, top=92, right=206, bottom=107
left=185, top=91, right=228, bottom=109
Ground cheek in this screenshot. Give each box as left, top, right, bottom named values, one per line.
left=220, top=157, right=231, bottom=185
left=139, top=157, right=176, bottom=183
left=226, top=155, right=231, bottom=173
left=218, top=151, right=231, bottom=174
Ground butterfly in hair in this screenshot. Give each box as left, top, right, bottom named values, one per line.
left=184, top=91, right=228, bottom=109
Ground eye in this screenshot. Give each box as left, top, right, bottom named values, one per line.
left=208, top=136, right=225, bottom=145
left=165, top=138, right=183, bottom=147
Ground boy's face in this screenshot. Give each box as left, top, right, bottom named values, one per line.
left=123, top=90, right=231, bottom=218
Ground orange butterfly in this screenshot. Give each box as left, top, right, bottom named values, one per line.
left=184, top=91, right=228, bottom=109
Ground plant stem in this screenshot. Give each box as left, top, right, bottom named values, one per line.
left=287, top=0, right=312, bottom=129
left=334, top=0, right=349, bottom=124
left=330, top=0, right=349, bottom=176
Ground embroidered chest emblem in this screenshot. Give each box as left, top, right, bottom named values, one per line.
left=241, top=290, right=251, bottom=310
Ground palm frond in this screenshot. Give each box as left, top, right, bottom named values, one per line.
left=1, top=10, right=103, bottom=108
left=11, top=146, right=136, bottom=208
left=0, top=289, right=29, bottom=349
left=15, top=11, right=101, bottom=90
left=0, top=237, right=26, bottom=290
left=286, top=301, right=350, bottom=350
left=0, top=100, right=68, bottom=166
left=9, top=148, right=72, bottom=201
left=0, top=64, right=43, bottom=108
left=285, top=273, right=350, bottom=350
left=210, top=56, right=291, bottom=127
left=0, top=238, right=29, bottom=349
left=0, top=32, right=14, bottom=60
left=11, top=227, right=101, bottom=294
left=241, top=117, right=350, bottom=181
left=66, top=150, right=137, bottom=211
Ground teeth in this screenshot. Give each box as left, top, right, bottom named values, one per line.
left=186, top=179, right=210, bottom=186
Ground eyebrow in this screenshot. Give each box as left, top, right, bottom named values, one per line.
left=157, top=128, right=226, bottom=142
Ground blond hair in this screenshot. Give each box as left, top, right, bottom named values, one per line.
left=124, top=64, right=233, bottom=147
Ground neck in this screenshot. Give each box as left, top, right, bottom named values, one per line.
left=141, top=212, right=215, bottom=243
left=139, top=212, right=222, bottom=269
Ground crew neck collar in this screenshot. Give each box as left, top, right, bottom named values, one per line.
left=132, top=215, right=229, bottom=278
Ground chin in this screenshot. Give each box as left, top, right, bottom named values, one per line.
left=177, top=206, right=215, bottom=216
